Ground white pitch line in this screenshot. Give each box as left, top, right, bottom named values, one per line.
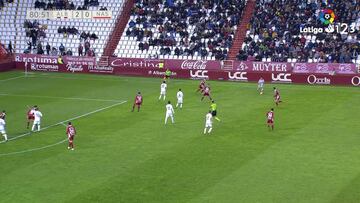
left=0, top=139, right=67, bottom=156
left=2, top=100, right=127, bottom=143
left=0, top=93, right=123, bottom=102
left=0, top=75, right=25, bottom=82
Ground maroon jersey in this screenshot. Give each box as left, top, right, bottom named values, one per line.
left=66, top=125, right=76, bottom=137
left=274, top=89, right=280, bottom=100
left=135, top=95, right=143, bottom=104
left=199, top=81, right=205, bottom=89
left=27, top=109, right=35, bottom=119
left=267, top=111, right=274, bottom=123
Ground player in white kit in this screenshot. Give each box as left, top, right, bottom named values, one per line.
left=165, top=101, right=175, bottom=124
left=32, top=108, right=43, bottom=132
left=204, top=111, right=213, bottom=134
left=0, top=117, right=7, bottom=142
left=176, top=88, right=184, bottom=109
left=258, top=77, right=265, bottom=95
left=159, top=81, right=167, bottom=101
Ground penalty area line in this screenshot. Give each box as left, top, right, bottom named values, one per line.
left=1, top=100, right=127, bottom=144
left=0, top=75, right=25, bottom=82
left=0, top=139, right=68, bottom=156
left=0, top=93, right=124, bottom=102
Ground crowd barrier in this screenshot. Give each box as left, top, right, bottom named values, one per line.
left=14, top=54, right=360, bottom=86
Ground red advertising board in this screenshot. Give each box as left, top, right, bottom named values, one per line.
left=14, top=54, right=360, bottom=87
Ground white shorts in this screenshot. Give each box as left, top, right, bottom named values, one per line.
left=34, top=120, right=41, bottom=125
left=205, top=122, right=212, bottom=128
left=166, top=112, right=173, bottom=117
left=258, top=84, right=263, bottom=89
left=160, top=91, right=166, bottom=95
left=0, top=129, right=6, bottom=134
left=177, top=99, right=183, bottom=104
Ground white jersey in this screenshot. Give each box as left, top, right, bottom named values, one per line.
left=160, top=83, right=167, bottom=93
left=205, top=113, right=213, bottom=127
left=258, top=78, right=264, bottom=87
left=165, top=104, right=174, bottom=115
left=177, top=91, right=183, bottom=101
left=34, top=110, right=43, bottom=122
left=0, top=118, right=5, bottom=131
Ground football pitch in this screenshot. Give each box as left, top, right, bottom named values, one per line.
left=1, top=70, right=360, bottom=203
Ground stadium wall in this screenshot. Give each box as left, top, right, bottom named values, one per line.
left=14, top=54, right=360, bottom=87
left=0, top=55, right=15, bottom=72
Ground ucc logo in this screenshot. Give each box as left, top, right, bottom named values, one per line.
left=227, top=72, right=247, bottom=81
left=190, top=70, right=208, bottom=79
left=271, top=73, right=292, bottom=83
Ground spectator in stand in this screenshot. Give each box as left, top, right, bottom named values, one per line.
left=51, top=47, right=58, bottom=56
left=90, top=33, right=98, bottom=40
left=84, top=40, right=90, bottom=53
left=37, top=42, right=44, bottom=54
left=66, top=49, right=73, bottom=56
left=46, top=43, right=51, bottom=55
left=7, top=41, right=12, bottom=54
left=78, top=43, right=83, bottom=56
left=59, top=43, right=65, bottom=55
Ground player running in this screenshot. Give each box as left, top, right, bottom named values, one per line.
left=204, top=111, right=213, bottom=134
left=176, top=89, right=184, bottom=109
left=0, top=116, right=7, bottom=142
left=31, top=107, right=43, bottom=132
left=210, top=100, right=220, bottom=121
left=66, top=122, right=76, bottom=150
left=159, top=81, right=167, bottom=101
left=201, top=85, right=212, bottom=101
left=164, top=68, right=172, bottom=81
left=273, top=87, right=282, bottom=106
left=132, top=92, right=143, bottom=112
left=266, top=108, right=274, bottom=131
left=196, top=79, right=206, bottom=93
left=27, top=105, right=36, bottom=129
left=165, top=101, right=175, bottom=124
left=258, top=77, right=265, bottom=95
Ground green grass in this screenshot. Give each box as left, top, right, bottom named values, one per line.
left=1, top=70, right=360, bottom=203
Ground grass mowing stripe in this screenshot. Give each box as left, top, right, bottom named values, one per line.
left=0, top=101, right=127, bottom=144
left=0, top=93, right=124, bottom=102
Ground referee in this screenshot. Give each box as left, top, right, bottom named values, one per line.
left=210, top=100, right=221, bottom=121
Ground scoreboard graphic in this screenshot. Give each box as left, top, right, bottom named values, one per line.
left=26, top=10, right=112, bottom=20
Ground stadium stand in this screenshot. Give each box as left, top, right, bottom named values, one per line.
left=239, top=0, right=360, bottom=63
left=114, top=0, right=247, bottom=60
left=0, top=0, right=124, bottom=58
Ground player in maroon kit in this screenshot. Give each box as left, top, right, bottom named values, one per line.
left=266, top=108, right=274, bottom=131
left=0, top=110, right=5, bottom=120
left=132, top=92, right=143, bottom=112
left=201, top=85, right=212, bottom=101
left=196, top=79, right=206, bottom=93
left=273, top=87, right=282, bottom=106
left=66, top=122, right=76, bottom=150
left=26, top=105, right=36, bottom=129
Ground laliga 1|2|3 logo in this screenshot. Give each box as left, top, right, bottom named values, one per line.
left=300, top=9, right=356, bottom=35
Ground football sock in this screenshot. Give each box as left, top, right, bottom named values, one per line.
left=37, top=125, right=40, bottom=131
left=215, top=117, right=221, bottom=121
left=3, top=134, right=7, bottom=141
left=203, top=128, right=207, bottom=134
left=208, top=128, right=212, bottom=133
left=31, top=124, right=36, bottom=131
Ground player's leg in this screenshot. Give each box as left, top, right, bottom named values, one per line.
left=137, top=104, right=141, bottom=112
left=165, top=114, right=169, bottom=124
left=37, top=123, right=41, bottom=131
left=208, top=95, right=213, bottom=101
left=31, top=122, right=36, bottom=131
left=170, top=114, right=174, bottom=123
left=180, top=102, right=182, bottom=109
left=1, top=131, right=7, bottom=141
left=208, top=127, right=212, bottom=133
left=176, top=101, right=179, bottom=108
left=163, top=93, right=166, bottom=101
left=132, top=103, right=135, bottom=112
left=203, top=127, right=207, bottom=134
left=27, top=119, right=30, bottom=129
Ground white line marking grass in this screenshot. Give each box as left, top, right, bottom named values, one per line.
left=0, top=139, right=68, bottom=156
left=0, top=75, right=25, bottom=82
left=0, top=101, right=127, bottom=144
left=0, top=93, right=123, bottom=102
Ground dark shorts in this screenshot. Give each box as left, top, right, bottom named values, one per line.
left=165, top=75, right=170, bottom=79
left=28, top=116, right=34, bottom=120
left=211, top=110, right=217, bottom=116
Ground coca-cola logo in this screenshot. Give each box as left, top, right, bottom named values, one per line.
left=236, top=62, right=249, bottom=71
left=307, top=74, right=331, bottom=85
left=190, top=70, right=208, bottom=79
left=228, top=72, right=247, bottom=81
left=271, top=73, right=292, bottom=83
left=351, top=76, right=360, bottom=86
left=66, top=64, right=83, bottom=72
left=181, top=60, right=208, bottom=70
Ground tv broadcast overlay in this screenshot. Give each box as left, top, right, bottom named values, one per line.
left=26, top=10, right=112, bottom=19
left=15, top=54, right=360, bottom=87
